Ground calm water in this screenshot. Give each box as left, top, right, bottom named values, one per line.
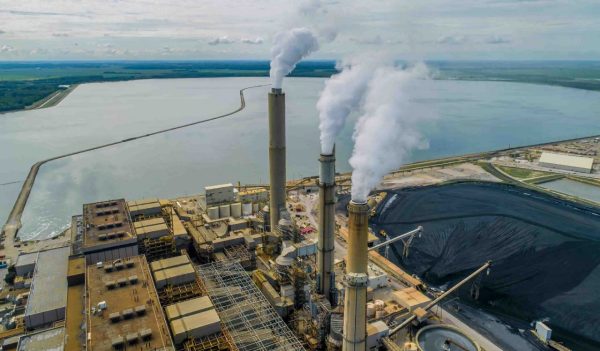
left=541, top=178, right=600, bottom=203
left=1, top=77, right=600, bottom=240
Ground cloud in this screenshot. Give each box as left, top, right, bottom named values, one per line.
left=0, top=44, right=15, bottom=52
left=350, top=35, right=383, bottom=45
left=437, top=35, right=467, bottom=45
left=208, top=36, right=235, bottom=45
left=0, top=30, right=5, bottom=35
left=52, top=33, right=69, bottom=37
left=241, top=37, right=264, bottom=45
left=485, top=35, right=511, bottom=44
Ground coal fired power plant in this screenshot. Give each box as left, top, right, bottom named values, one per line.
left=268, top=87, right=286, bottom=229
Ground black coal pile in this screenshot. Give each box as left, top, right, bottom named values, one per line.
left=370, top=182, right=600, bottom=349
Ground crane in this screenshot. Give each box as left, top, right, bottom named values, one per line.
left=368, top=226, right=423, bottom=258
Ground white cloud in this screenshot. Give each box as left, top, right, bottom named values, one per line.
left=208, top=36, right=235, bottom=45
left=241, top=37, right=264, bottom=45
left=437, top=35, right=468, bottom=45
left=485, top=35, right=511, bottom=44
left=350, top=35, right=383, bottom=45
left=0, top=44, right=15, bottom=52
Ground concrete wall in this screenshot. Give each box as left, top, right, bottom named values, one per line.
left=24, top=307, right=65, bottom=329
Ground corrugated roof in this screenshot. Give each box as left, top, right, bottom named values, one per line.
left=165, top=296, right=214, bottom=321
left=25, top=246, right=70, bottom=316
left=205, top=183, right=234, bottom=191
left=539, top=152, right=594, bottom=170
left=150, top=255, right=190, bottom=272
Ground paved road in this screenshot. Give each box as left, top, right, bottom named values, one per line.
left=1, top=84, right=268, bottom=250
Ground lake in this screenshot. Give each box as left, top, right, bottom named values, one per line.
left=1, top=77, right=600, bottom=240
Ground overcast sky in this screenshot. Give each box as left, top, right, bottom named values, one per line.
left=0, top=0, right=599, bottom=61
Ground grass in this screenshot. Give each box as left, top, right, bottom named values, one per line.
left=496, top=165, right=551, bottom=179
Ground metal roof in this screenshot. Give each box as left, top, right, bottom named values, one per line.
left=539, top=152, right=594, bottom=170
left=25, top=246, right=70, bottom=316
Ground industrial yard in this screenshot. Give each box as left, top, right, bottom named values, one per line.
left=0, top=83, right=597, bottom=351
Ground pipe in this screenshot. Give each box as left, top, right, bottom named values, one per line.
left=343, top=200, right=370, bottom=351
left=317, top=152, right=336, bottom=300
left=268, top=88, right=286, bottom=230
left=368, top=226, right=422, bottom=252
left=388, top=260, right=492, bottom=337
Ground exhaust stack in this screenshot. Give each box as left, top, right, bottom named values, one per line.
left=342, top=200, right=370, bottom=351
left=268, top=88, right=286, bottom=229
left=317, top=152, right=336, bottom=301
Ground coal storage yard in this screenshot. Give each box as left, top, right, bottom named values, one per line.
left=370, top=182, right=600, bottom=350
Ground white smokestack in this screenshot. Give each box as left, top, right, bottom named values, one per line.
left=270, top=27, right=319, bottom=89
left=349, top=63, right=430, bottom=203
left=317, top=56, right=388, bottom=155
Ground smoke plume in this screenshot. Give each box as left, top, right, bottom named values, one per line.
left=349, top=63, right=430, bottom=202
left=317, top=56, right=389, bottom=155
left=270, top=27, right=319, bottom=89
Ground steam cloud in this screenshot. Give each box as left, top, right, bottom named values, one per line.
left=270, top=27, right=319, bottom=89
left=349, top=63, right=430, bottom=202
left=317, top=56, right=386, bottom=155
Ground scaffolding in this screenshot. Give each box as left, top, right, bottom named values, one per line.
left=139, top=236, right=176, bottom=262
left=183, top=332, right=235, bottom=351
left=197, top=261, right=305, bottom=351
left=224, top=245, right=256, bottom=270
left=158, top=279, right=204, bottom=306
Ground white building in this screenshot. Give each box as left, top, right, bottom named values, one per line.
left=538, top=152, right=593, bottom=173
left=205, top=183, right=235, bottom=206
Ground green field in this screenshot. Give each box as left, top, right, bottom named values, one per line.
left=2, top=60, right=600, bottom=113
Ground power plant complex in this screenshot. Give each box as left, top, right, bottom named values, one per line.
left=5, top=84, right=568, bottom=351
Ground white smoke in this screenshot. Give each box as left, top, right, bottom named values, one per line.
left=317, top=55, right=389, bottom=155
left=349, top=62, right=431, bottom=202
left=270, top=27, right=319, bottom=89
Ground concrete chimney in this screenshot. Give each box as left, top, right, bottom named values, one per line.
left=268, top=88, right=286, bottom=230
left=342, top=200, right=370, bottom=351
left=317, top=152, right=336, bottom=301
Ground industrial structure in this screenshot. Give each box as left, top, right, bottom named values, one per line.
left=0, top=85, right=521, bottom=351
left=538, top=151, right=594, bottom=173
left=317, top=152, right=336, bottom=302
left=268, top=88, right=287, bottom=229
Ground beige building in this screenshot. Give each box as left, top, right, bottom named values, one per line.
left=538, top=151, right=594, bottom=173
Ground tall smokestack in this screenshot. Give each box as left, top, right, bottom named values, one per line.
left=342, top=200, right=369, bottom=351
left=317, top=151, right=336, bottom=301
left=268, top=88, right=286, bottom=229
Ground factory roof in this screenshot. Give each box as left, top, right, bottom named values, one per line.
left=25, top=246, right=69, bottom=317
left=392, top=287, right=430, bottom=307
left=17, top=326, right=65, bottom=351
left=15, top=252, right=37, bottom=270
left=67, top=256, right=85, bottom=278
left=82, top=199, right=136, bottom=251
left=165, top=296, right=214, bottom=321
left=150, top=254, right=190, bottom=272
left=86, top=256, right=173, bottom=350
left=171, top=212, right=187, bottom=237
left=539, top=151, right=594, bottom=171
left=205, top=183, right=234, bottom=191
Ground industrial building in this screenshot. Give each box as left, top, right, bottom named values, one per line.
left=14, top=252, right=37, bottom=277
left=85, top=255, right=174, bottom=350
left=127, top=197, right=162, bottom=219
left=80, top=199, right=138, bottom=264
left=16, top=326, right=65, bottom=351
left=539, top=151, right=594, bottom=173
left=24, top=246, right=70, bottom=329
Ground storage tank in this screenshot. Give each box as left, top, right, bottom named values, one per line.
left=375, top=310, right=385, bottom=319
left=207, top=207, right=219, bottom=220
left=415, top=325, right=480, bottom=351
left=375, top=300, right=385, bottom=310
left=219, top=204, right=231, bottom=218
left=231, top=202, right=242, bottom=218
left=253, top=203, right=259, bottom=213
left=366, top=303, right=375, bottom=318
left=242, top=203, right=253, bottom=216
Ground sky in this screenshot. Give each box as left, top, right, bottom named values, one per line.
left=0, top=0, right=599, bottom=61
